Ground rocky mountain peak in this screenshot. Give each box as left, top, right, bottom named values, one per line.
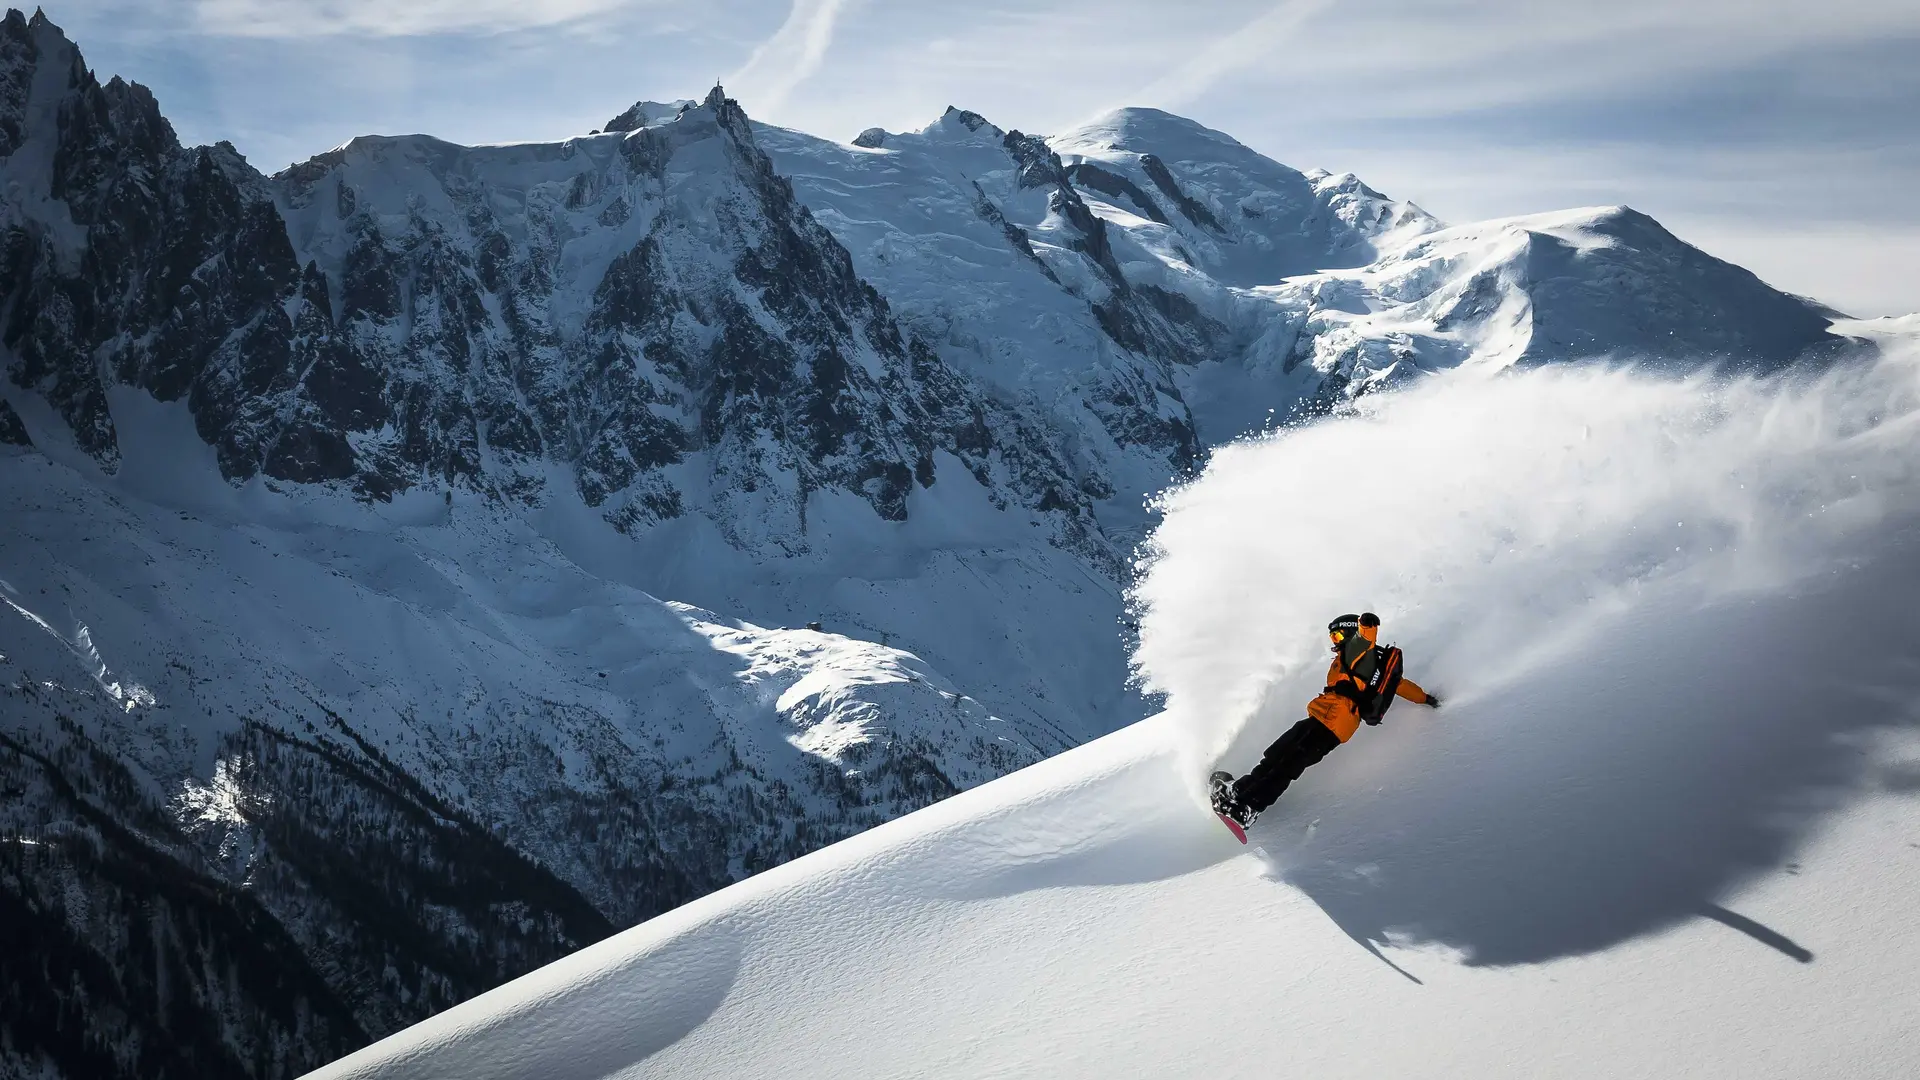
left=602, top=97, right=694, bottom=133
left=939, top=105, right=999, bottom=135
left=0, top=35, right=1113, bottom=567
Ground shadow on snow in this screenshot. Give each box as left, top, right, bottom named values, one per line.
left=1243, top=561, right=1920, bottom=973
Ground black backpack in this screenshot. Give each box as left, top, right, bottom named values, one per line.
left=1342, top=644, right=1405, bottom=725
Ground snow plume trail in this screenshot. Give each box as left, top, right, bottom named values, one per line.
left=725, top=0, right=851, bottom=118
left=1120, top=0, right=1335, bottom=115
left=1132, top=345, right=1920, bottom=794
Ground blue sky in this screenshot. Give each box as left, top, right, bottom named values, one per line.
left=53, top=0, right=1920, bottom=316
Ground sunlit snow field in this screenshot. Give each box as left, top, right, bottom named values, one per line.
left=309, top=336, right=1920, bottom=1079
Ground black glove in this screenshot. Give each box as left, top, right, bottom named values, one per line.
left=1363, top=715, right=1382, bottom=726
left=1425, top=693, right=1442, bottom=709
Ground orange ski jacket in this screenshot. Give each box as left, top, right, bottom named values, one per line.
left=1306, top=622, right=1432, bottom=743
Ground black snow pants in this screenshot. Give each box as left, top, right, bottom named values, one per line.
left=1236, top=717, right=1341, bottom=813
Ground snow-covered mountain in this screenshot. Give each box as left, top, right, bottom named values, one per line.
left=753, top=104, right=1436, bottom=518
left=768, top=105, right=1841, bottom=446
left=0, top=7, right=1875, bottom=1078
left=307, top=341, right=1920, bottom=1080
left=1, top=426, right=1049, bottom=1075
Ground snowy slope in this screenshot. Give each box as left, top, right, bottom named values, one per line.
left=309, top=343, right=1920, bottom=1079
left=0, top=9, right=1884, bottom=1076
left=0, top=388, right=1045, bottom=918
left=0, top=441, right=1085, bottom=1079
left=0, top=391, right=1059, bottom=1073
left=1174, top=205, right=1852, bottom=448
left=1050, top=106, right=1439, bottom=287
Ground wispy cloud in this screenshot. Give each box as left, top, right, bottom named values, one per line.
left=193, top=0, right=644, bottom=38
left=1119, top=0, right=1332, bottom=114
left=1214, top=0, right=1920, bottom=121
left=724, top=0, right=855, bottom=119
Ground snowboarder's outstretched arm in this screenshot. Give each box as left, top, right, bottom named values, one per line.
left=1397, top=677, right=1440, bottom=708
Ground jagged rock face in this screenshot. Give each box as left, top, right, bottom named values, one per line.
left=601, top=98, right=691, bottom=134
left=0, top=396, right=27, bottom=445
left=0, top=9, right=303, bottom=471
left=269, top=87, right=1106, bottom=560
left=995, top=125, right=1211, bottom=466
left=0, top=23, right=1107, bottom=568
left=1065, top=159, right=1171, bottom=226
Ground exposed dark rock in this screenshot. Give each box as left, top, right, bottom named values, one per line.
left=602, top=98, right=689, bottom=133
left=0, top=13, right=1116, bottom=571
left=0, top=10, right=35, bottom=157
left=263, top=420, right=355, bottom=484
left=1, top=14, right=308, bottom=477
left=1065, top=161, right=1170, bottom=225
left=1093, top=282, right=1227, bottom=372
left=941, top=106, right=998, bottom=134
left=1002, top=130, right=1124, bottom=282
left=977, top=131, right=1230, bottom=376
left=0, top=398, right=28, bottom=446
left=1140, top=153, right=1223, bottom=232
left=852, top=127, right=887, bottom=149
left=602, top=105, right=644, bottom=132
left=971, top=180, right=1057, bottom=283
left=1434, top=268, right=1503, bottom=333
left=1002, top=129, right=1071, bottom=191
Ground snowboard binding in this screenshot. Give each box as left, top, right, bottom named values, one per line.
left=1209, top=771, right=1256, bottom=843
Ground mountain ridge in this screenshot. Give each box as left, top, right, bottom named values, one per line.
left=0, top=8, right=1868, bottom=1079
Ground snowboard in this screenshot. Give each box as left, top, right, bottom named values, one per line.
left=1209, top=771, right=1249, bottom=844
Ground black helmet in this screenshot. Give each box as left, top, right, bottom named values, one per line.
left=1328, top=612, right=1380, bottom=647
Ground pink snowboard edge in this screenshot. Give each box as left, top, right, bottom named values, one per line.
left=1215, top=813, right=1248, bottom=844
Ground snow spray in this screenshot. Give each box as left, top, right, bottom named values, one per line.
left=1129, top=343, right=1920, bottom=792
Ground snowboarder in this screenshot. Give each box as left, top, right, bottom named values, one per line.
left=1210, top=612, right=1439, bottom=839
